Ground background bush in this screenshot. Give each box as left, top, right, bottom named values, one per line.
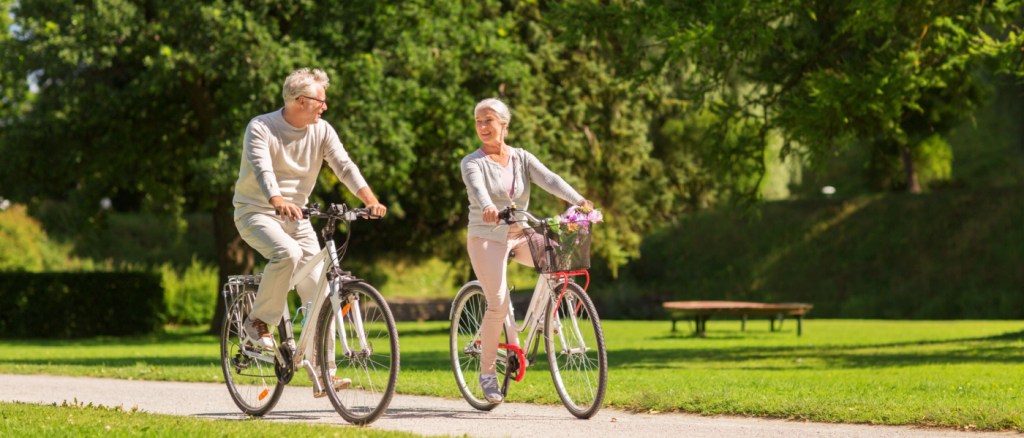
left=588, top=189, right=1024, bottom=319
left=0, top=204, right=69, bottom=271
left=160, top=258, right=218, bottom=325
left=0, top=272, right=164, bottom=338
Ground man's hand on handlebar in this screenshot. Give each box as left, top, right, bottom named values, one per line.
left=364, top=202, right=387, bottom=219
left=270, top=196, right=303, bottom=221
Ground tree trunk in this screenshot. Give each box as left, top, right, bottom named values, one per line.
left=209, top=193, right=255, bottom=334
left=901, top=145, right=922, bottom=194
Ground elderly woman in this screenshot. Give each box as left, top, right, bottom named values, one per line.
left=460, top=98, right=592, bottom=403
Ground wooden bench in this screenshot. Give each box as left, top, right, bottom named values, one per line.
left=663, top=301, right=813, bottom=336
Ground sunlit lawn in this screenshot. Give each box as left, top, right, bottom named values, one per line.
left=0, top=401, right=418, bottom=437
left=1, top=319, right=1022, bottom=430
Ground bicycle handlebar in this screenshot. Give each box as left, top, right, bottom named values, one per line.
left=302, top=203, right=381, bottom=221
left=497, top=206, right=548, bottom=225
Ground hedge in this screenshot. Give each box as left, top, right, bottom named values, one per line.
left=0, top=272, right=164, bottom=338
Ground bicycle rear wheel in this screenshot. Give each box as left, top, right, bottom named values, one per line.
left=316, top=281, right=399, bottom=425
left=449, top=283, right=510, bottom=411
left=220, top=289, right=285, bottom=416
left=544, top=281, right=607, bottom=419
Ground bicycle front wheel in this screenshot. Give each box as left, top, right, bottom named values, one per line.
left=449, top=283, right=511, bottom=411
left=316, top=281, right=399, bottom=425
left=544, top=280, right=607, bottom=419
left=220, top=289, right=285, bottom=416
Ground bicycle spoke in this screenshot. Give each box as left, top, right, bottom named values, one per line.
left=450, top=285, right=509, bottom=411
left=220, top=287, right=285, bottom=416
left=318, top=282, right=398, bottom=425
left=546, top=282, right=607, bottom=419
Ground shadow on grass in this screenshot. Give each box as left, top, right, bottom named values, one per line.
left=0, top=327, right=217, bottom=346
left=651, top=327, right=1024, bottom=347
left=3, top=326, right=1019, bottom=373
left=0, top=356, right=218, bottom=368
left=606, top=331, right=1024, bottom=369
left=391, top=324, right=450, bottom=338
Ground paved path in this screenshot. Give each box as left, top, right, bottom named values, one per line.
left=2, top=374, right=1015, bottom=437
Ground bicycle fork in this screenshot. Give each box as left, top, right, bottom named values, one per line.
left=321, top=240, right=370, bottom=357
left=548, top=278, right=590, bottom=355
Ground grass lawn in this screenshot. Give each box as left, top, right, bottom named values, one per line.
left=0, top=400, right=418, bottom=437
left=1, top=319, right=1021, bottom=431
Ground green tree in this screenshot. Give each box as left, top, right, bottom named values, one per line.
left=298, top=1, right=680, bottom=273
left=0, top=0, right=691, bottom=333
left=560, top=0, right=1024, bottom=194
left=0, top=0, right=321, bottom=332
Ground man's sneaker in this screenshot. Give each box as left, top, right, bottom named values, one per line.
left=313, top=376, right=353, bottom=398
left=480, top=374, right=503, bottom=404
left=242, top=317, right=274, bottom=350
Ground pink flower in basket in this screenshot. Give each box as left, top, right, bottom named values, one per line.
left=560, top=206, right=604, bottom=225
left=532, top=206, right=603, bottom=273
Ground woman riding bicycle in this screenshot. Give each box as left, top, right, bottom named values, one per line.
left=460, top=98, right=593, bottom=404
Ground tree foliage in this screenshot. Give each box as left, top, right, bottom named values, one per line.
left=0, top=0, right=685, bottom=311
left=559, top=0, right=1024, bottom=193
left=2, top=0, right=1021, bottom=329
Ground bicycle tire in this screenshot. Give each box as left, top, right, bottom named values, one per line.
left=544, top=281, right=607, bottom=419
left=220, top=288, right=286, bottom=416
left=316, top=281, right=399, bottom=425
left=449, top=282, right=510, bottom=411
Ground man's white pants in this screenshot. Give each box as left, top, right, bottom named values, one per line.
left=235, top=212, right=323, bottom=328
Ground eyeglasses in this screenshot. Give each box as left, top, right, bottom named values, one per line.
left=299, top=95, right=327, bottom=107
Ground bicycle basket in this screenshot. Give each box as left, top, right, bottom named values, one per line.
left=525, top=220, right=593, bottom=274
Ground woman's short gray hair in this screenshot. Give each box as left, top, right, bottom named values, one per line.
left=474, top=98, right=511, bottom=125
left=282, top=68, right=330, bottom=105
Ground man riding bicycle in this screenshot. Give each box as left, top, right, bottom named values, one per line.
left=232, top=67, right=387, bottom=397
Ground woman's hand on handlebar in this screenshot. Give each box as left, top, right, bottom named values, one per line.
left=483, top=206, right=500, bottom=224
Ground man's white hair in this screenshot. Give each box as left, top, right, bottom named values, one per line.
left=282, top=68, right=330, bottom=105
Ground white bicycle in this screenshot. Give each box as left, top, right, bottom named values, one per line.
left=220, top=203, right=399, bottom=425
left=449, top=206, right=608, bottom=419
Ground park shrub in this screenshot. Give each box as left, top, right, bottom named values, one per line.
left=31, top=201, right=216, bottom=269
left=0, top=272, right=164, bottom=338
left=0, top=204, right=70, bottom=271
left=160, top=258, right=218, bottom=325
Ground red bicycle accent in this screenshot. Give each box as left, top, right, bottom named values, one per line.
left=551, top=269, right=590, bottom=315
left=474, top=340, right=527, bottom=382
left=500, top=343, right=527, bottom=382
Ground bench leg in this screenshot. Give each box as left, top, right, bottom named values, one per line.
left=797, top=315, right=803, bottom=336
left=698, top=315, right=709, bottom=337
left=671, top=317, right=677, bottom=333
left=741, top=315, right=747, bottom=332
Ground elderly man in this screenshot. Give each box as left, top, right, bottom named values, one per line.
left=233, top=67, right=386, bottom=397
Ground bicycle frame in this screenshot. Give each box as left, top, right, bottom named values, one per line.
left=460, top=268, right=590, bottom=382
left=287, top=238, right=367, bottom=393
left=451, top=204, right=606, bottom=418
left=232, top=219, right=372, bottom=395
left=487, top=207, right=596, bottom=380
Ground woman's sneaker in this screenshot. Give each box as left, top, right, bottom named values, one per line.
left=242, top=317, right=275, bottom=350
left=479, top=374, right=503, bottom=403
